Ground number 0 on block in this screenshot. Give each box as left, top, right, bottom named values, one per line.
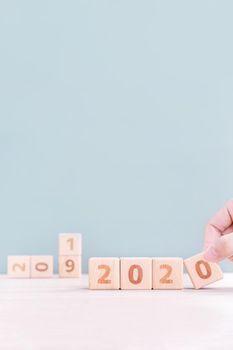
left=184, top=253, right=223, bottom=289
left=120, top=258, right=152, bottom=290
left=31, top=256, right=53, bottom=278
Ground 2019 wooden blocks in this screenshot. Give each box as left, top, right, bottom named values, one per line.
left=7, top=233, right=82, bottom=279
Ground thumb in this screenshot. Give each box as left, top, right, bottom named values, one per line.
left=204, top=232, right=233, bottom=262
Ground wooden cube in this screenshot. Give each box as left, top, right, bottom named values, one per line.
left=120, top=258, right=152, bottom=290
left=89, top=258, right=120, bottom=289
left=184, top=252, right=223, bottom=289
left=8, top=256, right=30, bottom=278
left=152, top=257, right=183, bottom=289
left=31, top=256, right=53, bottom=278
left=59, top=233, right=82, bottom=255
left=59, top=255, right=82, bottom=278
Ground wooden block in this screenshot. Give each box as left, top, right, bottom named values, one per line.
left=31, top=256, right=53, bottom=278
left=152, top=257, right=183, bottom=289
left=120, top=258, right=152, bottom=290
left=59, top=233, right=82, bottom=255
left=89, top=258, right=120, bottom=289
left=59, top=255, right=82, bottom=278
left=8, top=256, right=30, bottom=278
left=184, top=252, right=223, bottom=289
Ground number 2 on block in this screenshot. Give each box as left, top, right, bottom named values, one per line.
left=98, top=265, right=111, bottom=284
left=13, top=263, right=26, bottom=272
left=160, top=264, right=173, bottom=284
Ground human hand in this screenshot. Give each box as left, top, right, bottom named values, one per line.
left=204, top=200, right=233, bottom=262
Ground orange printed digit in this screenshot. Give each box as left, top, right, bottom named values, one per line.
left=65, top=259, right=75, bottom=272
left=13, top=263, right=26, bottom=272
left=98, top=264, right=111, bottom=284
left=195, top=260, right=211, bottom=279
left=128, top=264, right=143, bottom=284
left=67, top=238, right=74, bottom=251
left=35, top=262, right=48, bottom=272
left=160, top=264, right=173, bottom=284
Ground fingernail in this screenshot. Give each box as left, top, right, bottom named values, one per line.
left=203, top=246, right=220, bottom=262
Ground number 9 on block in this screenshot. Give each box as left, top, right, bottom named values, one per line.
left=59, top=256, right=81, bottom=278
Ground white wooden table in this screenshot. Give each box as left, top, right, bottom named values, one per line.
left=0, top=274, right=232, bottom=350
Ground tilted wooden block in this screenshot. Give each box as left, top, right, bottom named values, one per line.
left=59, top=233, right=82, bottom=256
left=59, top=255, right=82, bottom=278
left=152, top=257, right=183, bottom=289
left=120, top=258, right=152, bottom=290
left=8, top=256, right=30, bottom=278
left=184, top=252, right=223, bottom=289
left=89, top=258, right=120, bottom=289
left=31, top=256, right=54, bottom=278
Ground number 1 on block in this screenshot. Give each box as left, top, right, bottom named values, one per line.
left=89, top=258, right=120, bottom=289
left=59, top=233, right=82, bottom=255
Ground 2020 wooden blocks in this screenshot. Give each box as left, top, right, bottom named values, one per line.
left=88, top=254, right=223, bottom=290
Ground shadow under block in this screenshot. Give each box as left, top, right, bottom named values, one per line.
left=153, top=258, right=184, bottom=289
left=59, top=233, right=82, bottom=256
left=59, top=255, right=82, bottom=278
left=120, top=258, right=152, bottom=290
left=31, top=256, right=53, bottom=278
left=8, top=256, right=31, bottom=278
left=89, top=258, right=120, bottom=290
left=184, top=252, right=223, bottom=289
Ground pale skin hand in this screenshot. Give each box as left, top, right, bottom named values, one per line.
left=204, top=200, right=233, bottom=262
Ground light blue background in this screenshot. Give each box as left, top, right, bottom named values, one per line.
left=0, top=1, right=233, bottom=273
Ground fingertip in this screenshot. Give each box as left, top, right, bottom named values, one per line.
left=203, top=247, right=221, bottom=262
